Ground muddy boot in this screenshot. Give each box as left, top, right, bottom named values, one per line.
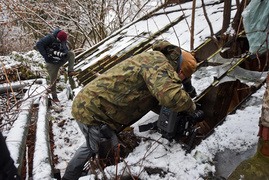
left=228, top=126, right=269, bottom=180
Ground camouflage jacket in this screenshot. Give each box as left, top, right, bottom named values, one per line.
left=72, top=51, right=195, bottom=132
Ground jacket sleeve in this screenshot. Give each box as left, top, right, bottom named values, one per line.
left=140, top=55, right=195, bottom=113
left=36, top=35, right=53, bottom=63
left=62, top=41, right=68, bottom=54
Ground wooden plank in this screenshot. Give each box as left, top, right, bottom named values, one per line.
left=77, top=55, right=111, bottom=79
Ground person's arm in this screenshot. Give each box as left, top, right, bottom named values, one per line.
left=182, top=77, right=197, bottom=98
left=36, top=35, right=53, bottom=63
left=141, top=53, right=195, bottom=113
left=62, top=41, right=68, bottom=54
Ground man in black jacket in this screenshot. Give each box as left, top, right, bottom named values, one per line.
left=36, top=29, right=77, bottom=102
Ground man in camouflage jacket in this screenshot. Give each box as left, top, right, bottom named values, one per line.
left=62, top=40, right=197, bottom=180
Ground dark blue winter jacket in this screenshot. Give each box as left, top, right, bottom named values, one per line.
left=36, top=29, right=68, bottom=63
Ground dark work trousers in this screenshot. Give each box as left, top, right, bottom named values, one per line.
left=46, top=51, right=75, bottom=99
left=62, top=120, right=118, bottom=180
left=0, top=132, right=21, bottom=180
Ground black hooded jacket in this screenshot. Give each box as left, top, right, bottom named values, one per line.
left=36, top=29, right=68, bottom=63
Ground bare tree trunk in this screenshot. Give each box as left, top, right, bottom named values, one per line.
left=201, top=0, right=219, bottom=47
left=219, top=0, right=231, bottom=47
left=232, top=0, right=250, bottom=34
left=190, top=0, right=196, bottom=51
left=221, top=0, right=231, bottom=35
left=235, top=0, right=240, bottom=9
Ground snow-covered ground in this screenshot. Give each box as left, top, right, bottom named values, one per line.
left=1, top=0, right=267, bottom=179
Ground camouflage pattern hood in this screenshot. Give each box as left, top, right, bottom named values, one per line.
left=72, top=51, right=195, bottom=132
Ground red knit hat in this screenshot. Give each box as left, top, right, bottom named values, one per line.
left=57, top=31, right=67, bottom=41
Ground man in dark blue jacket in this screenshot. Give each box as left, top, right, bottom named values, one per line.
left=36, top=29, right=77, bottom=102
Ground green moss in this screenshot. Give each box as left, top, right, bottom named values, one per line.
left=228, top=139, right=269, bottom=180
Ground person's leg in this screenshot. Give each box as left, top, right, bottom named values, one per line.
left=62, top=142, right=91, bottom=180
left=60, top=51, right=76, bottom=76
left=62, top=121, right=103, bottom=180
left=46, top=63, right=60, bottom=100
left=67, top=51, right=75, bottom=72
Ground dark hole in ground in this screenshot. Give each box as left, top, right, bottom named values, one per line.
left=220, top=36, right=249, bottom=59
left=239, top=52, right=269, bottom=72
left=197, top=80, right=251, bottom=136
left=189, top=53, right=266, bottom=178
left=192, top=51, right=265, bottom=146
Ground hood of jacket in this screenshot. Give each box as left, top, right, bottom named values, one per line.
left=52, top=29, right=62, bottom=39
left=152, top=40, right=196, bottom=78
left=152, top=40, right=182, bottom=72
